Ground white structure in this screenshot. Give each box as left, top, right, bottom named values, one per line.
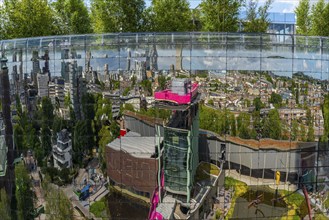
left=49, top=78, right=65, bottom=108
left=53, top=129, right=72, bottom=169
left=37, top=73, right=49, bottom=98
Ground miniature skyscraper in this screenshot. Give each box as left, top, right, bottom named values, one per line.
left=0, top=54, right=14, bottom=198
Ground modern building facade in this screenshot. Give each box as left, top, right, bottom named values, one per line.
left=37, top=72, right=49, bottom=98
left=53, top=129, right=72, bottom=169
left=106, top=131, right=158, bottom=199
left=155, top=79, right=200, bottom=202
left=49, top=77, right=65, bottom=108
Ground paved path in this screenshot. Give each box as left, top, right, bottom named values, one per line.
left=226, top=170, right=298, bottom=191
left=31, top=168, right=45, bottom=208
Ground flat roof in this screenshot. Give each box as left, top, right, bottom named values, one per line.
left=107, top=131, right=156, bottom=158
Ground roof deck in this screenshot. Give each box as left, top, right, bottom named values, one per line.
left=107, top=131, right=157, bottom=158
left=154, top=79, right=199, bottom=105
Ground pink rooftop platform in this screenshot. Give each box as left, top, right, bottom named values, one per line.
left=154, top=78, right=199, bottom=105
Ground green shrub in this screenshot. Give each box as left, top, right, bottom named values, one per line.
left=90, top=198, right=110, bottom=218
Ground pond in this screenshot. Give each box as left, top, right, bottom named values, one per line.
left=107, top=192, right=149, bottom=220
left=231, top=186, right=289, bottom=219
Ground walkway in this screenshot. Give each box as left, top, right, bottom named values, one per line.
left=226, top=170, right=298, bottom=191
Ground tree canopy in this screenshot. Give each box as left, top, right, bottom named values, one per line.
left=150, top=0, right=192, bottom=32
left=0, top=188, right=11, bottom=220
left=243, top=0, right=273, bottom=33
left=15, top=163, right=34, bottom=220
left=295, top=0, right=329, bottom=36
left=2, top=0, right=56, bottom=39
left=295, top=0, right=311, bottom=35
left=91, top=0, right=145, bottom=33
left=52, top=0, right=92, bottom=34
left=200, top=0, right=242, bottom=32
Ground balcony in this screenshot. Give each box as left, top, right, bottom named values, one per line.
left=54, top=142, right=72, bottom=153
left=53, top=150, right=69, bottom=164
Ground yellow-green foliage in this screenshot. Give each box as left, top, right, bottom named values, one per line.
left=324, top=193, right=329, bottom=209
left=224, top=177, right=248, bottom=219
left=90, top=198, right=110, bottom=218
left=279, top=189, right=308, bottom=219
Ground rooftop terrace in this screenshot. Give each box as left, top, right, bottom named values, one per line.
left=107, top=131, right=157, bottom=158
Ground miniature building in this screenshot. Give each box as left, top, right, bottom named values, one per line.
left=53, top=129, right=72, bottom=169
left=155, top=78, right=200, bottom=202
left=49, top=78, right=65, bottom=108
left=106, top=131, right=158, bottom=199
left=37, top=72, right=49, bottom=98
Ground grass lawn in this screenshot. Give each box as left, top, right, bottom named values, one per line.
left=90, top=197, right=110, bottom=218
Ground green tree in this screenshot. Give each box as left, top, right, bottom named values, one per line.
left=291, top=119, right=299, bottom=141
left=158, top=75, right=168, bottom=90
left=64, top=94, right=71, bottom=108
left=295, top=0, right=310, bottom=35
left=199, top=105, right=221, bottom=133
left=301, top=124, right=307, bottom=142
left=53, top=116, right=66, bottom=135
left=141, top=80, right=153, bottom=96
left=98, top=125, right=112, bottom=171
left=14, top=124, right=25, bottom=151
left=307, top=124, right=315, bottom=142
left=73, top=120, right=94, bottom=163
left=0, top=188, right=11, bottom=220
left=306, top=108, right=315, bottom=141
left=270, top=92, right=282, bottom=107
left=150, top=0, right=192, bottom=32
left=81, top=93, right=96, bottom=121
left=91, top=0, right=145, bottom=33
left=41, top=123, right=52, bottom=157
left=253, top=97, right=264, bottom=111
left=15, top=163, right=34, bottom=220
left=52, top=0, right=91, bottom=34
left=3, top=0, right=56, bottom=39
left=243, top=0, right=273, bottom=33
left=262, top=109, right=281, bottom=140
left=321, top=94, right=329, bottom=142
left=237, top=112, right=251, bottom=139
left=41, top=97, right=54, bottom=126
left=309, top=0, right=329, bottom=36
left=229, top=113, right=237, bottom=136
left=200, top=0, right=242, bottom=32
left=44, top=182, right=73, bottom=220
